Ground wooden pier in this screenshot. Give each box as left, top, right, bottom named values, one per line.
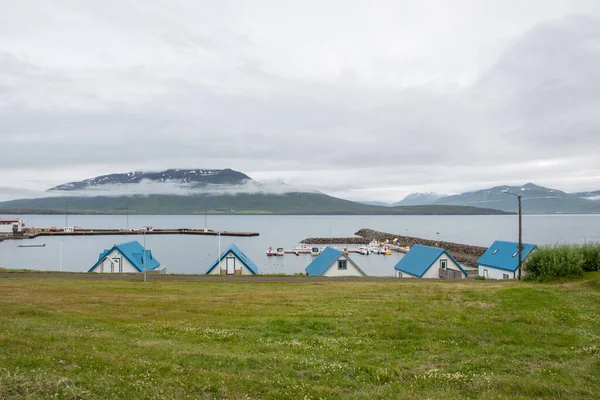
left=13, top=229, right=259, bottom=239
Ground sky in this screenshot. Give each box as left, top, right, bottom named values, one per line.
left=1, top=0, right=600, bottom=202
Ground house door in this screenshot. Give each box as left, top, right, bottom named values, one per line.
left=226, top=257, right=236, bottom=275
left=112, top=258, right=121, bottom=273
left=484, top=268, right=489, bottom=279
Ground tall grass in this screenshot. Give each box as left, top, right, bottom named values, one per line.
left=524, top=242, right=600, bottom=280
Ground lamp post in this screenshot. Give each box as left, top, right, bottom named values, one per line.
left=503, top=190, right=523, bottom=280
left=218, top=231, right=221, bottom=273
left=143, top=228, right=147, bottom=282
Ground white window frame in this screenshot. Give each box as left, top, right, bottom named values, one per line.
left=440, top=259, right=448, bottom=270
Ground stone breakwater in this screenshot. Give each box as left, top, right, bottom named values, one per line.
left=301, top=228, right=487, bottom=267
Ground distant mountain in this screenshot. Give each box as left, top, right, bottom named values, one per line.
left=0, top=168, right=511, bottom=215
left=394, top=192, right=446, bottom=206
left=49, top=169, right=251, bottom=191
left=357, top=201, right=392, bottom=207
left=434, top=183, right=600, bottom=213
left=0, top=193, right=510, bottom=215
left=572, top=190, right=600, bottom=200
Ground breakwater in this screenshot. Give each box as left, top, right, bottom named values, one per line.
left=301, top=228, right=487, bottom=267
left=300, top=237, right=370, bottom=245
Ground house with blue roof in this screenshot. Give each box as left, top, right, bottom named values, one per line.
left=88, top=241, right=163, bottom=273
left=477, top=241, right=536, bottom=279
left=205, top=244, right=259, bottom=275
left=305, top=247, right=366, bottom=277
left=393, top=244, right=467, bottom=279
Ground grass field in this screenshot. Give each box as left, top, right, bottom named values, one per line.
left=0, top=275, right=599, bottom=399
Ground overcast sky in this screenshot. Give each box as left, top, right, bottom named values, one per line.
left=1, top=0, right=600, bottom=202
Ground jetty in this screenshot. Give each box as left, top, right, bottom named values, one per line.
left=12, top=228, right=259, bottom=239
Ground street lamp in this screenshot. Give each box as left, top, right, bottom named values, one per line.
left=143, top=228, right=147, bottom=282
left=502, top=190, right=523, bottom=280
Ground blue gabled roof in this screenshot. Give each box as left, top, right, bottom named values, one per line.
left=477, top=241, right=537, bottom=272
left=305, top=247, right=366, bottom=276
left=393, top=244, right=467, bottom=278
left=88, top=240, right=161, bottom=272
left=205, top=244, right=259, bottom=274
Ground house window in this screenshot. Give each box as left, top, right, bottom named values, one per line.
left=512, top=251, right=518, bottom=258
left=440, top=259, right=448, bottom=270
left=492, top=249, right=498, bottom=254
left=338, top=260, right=348, bottom=270
left=503, top=274, right=509, bottom=279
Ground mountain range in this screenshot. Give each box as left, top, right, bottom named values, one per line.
left=393, top=192, right=446, bottom=206
left=1, top=170, right=597, bottom=214
left=396, top=183, right=600, bottom=213
left=0, top=169, right=509, bottom=216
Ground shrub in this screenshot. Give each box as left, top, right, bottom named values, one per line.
left=579, top=243, right=600, bottom=272
left=524, top=244, right=588, bottom=281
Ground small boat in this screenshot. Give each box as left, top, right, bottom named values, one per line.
left=380, top=246, right=392, bottom=255
left=291, top=245, right=312, bottom=253
left=310, top=247, right=321, bottom=256
left=18, top=244, right=46, bottom=248
left=357, top=247, right=369, bottom=255
left=369, top=246, right=381, bottom=254
left=267, top=246, right=285, bottom=256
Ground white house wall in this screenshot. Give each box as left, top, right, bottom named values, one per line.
left=478, top=265, right=515, bottom=279
left=323, top=255, right=365, bottom=277
left=92, top=249, right=138, bottom=273
left=207, top=252, right=255, bottom=275
left=0, top=221, right=22, bottom=234
left=395, top=270, right=417, bottom=278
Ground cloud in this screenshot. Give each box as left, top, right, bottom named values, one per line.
left=1, top=2, right=600, bottom=202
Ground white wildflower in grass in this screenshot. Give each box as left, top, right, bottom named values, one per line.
left=574, top=345, right=600, bottom=355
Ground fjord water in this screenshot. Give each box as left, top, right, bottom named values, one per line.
left=0, top=214, right=598, bottom=276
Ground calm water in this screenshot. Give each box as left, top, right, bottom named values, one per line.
left=0, top=214, right=598, bottom=276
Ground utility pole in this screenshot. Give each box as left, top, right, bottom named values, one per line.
left=503, top=190, right=524, bottom=280
left=59, top=240, right=63, bottom=272
left=517, top=195, right=523, bottom=280
left=218, top=231, right=221, bottom=273
left=143, top=229, right=147, bottom=282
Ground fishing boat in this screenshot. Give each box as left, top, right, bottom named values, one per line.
left=18, top=244, right=46, bottom=248
left=310, top=247, right=321, bottom=256
left=267, top=246, right=285, bottom=256
left=357, top=246, right=369, bottom=255
left=380, top=246, right=392, bottom=255
left=291, top=245, right=312, bottom=253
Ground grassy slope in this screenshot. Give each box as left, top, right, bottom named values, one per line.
left=0, top=276, right=599, bottom=399
left=0, top=193, right=510, bottom=215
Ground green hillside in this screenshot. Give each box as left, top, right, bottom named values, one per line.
left=0, top=193, right=511, bottom=215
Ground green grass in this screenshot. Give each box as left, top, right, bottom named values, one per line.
left=0, top=277, right=599, bottom=399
